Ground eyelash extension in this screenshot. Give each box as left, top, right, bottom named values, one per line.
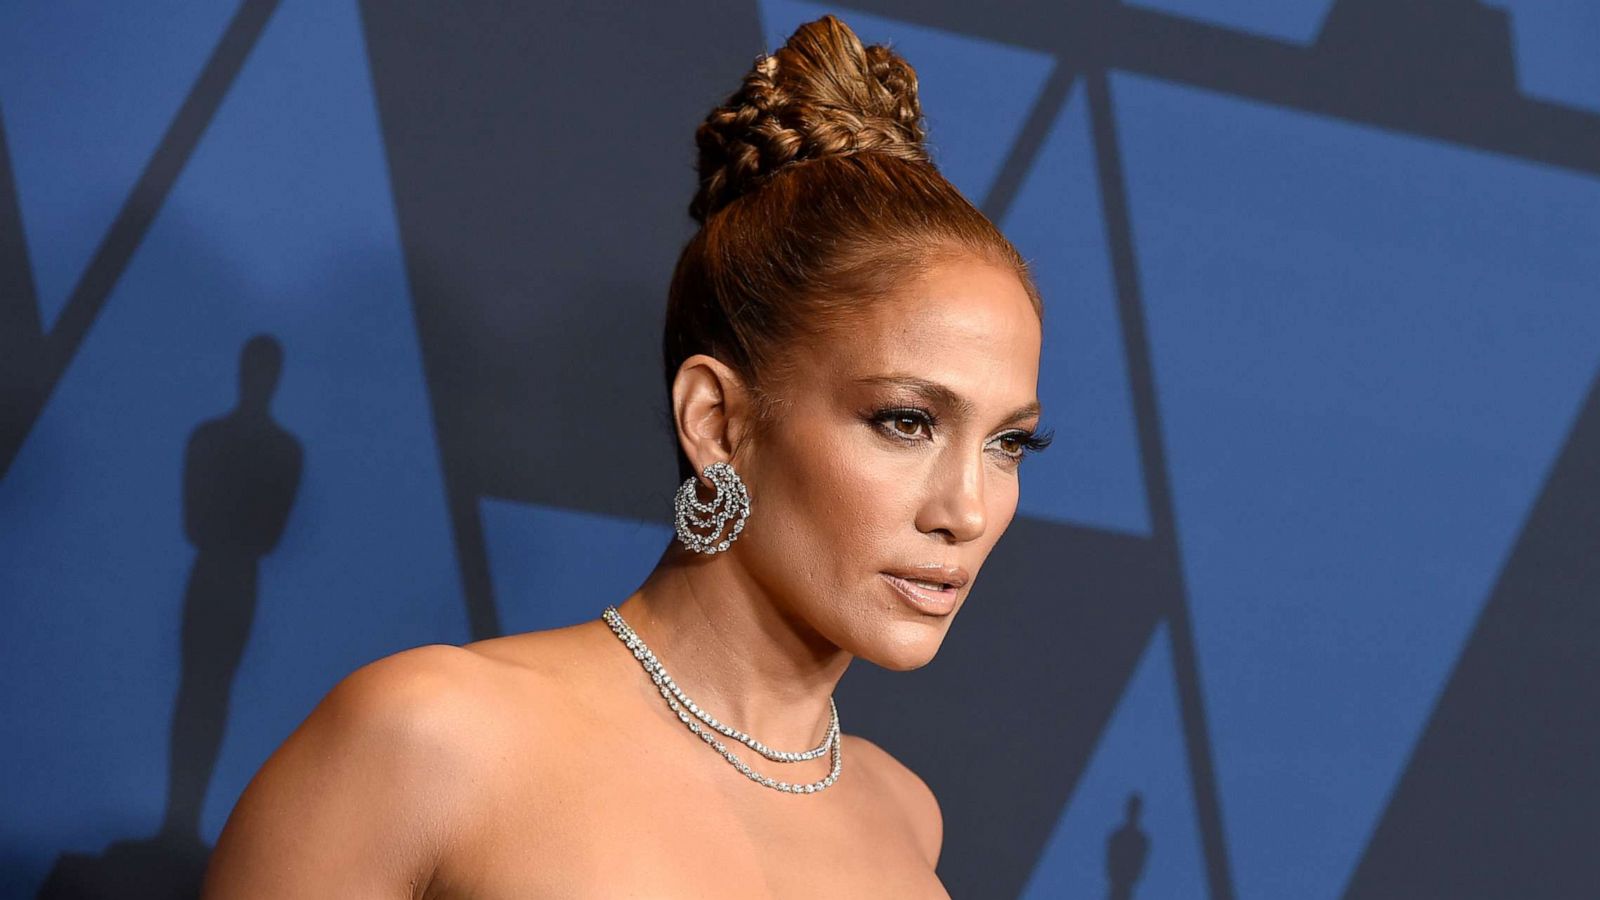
left=871, top=407, right=1055, bottom=461
left=1013, top=427, right=1055, bottom=457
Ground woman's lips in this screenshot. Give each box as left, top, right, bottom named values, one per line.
left=881, top=572, right=958, bottom=616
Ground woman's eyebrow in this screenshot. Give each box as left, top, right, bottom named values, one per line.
left=854, top=374, right=1041, bottom=426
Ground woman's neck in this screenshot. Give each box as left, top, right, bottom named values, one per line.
left=613, top=547, right=852, bottom=753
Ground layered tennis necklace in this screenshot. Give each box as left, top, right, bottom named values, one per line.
left=601, top=605, right=843, bottom=794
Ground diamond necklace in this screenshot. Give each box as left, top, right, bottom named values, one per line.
left=601, top=605, right=843, bottom=794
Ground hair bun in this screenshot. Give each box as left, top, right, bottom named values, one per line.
left=689, top=14, right=931, bottom=224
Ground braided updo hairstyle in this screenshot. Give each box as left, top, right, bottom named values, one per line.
left=664, top=14, right=1044, bottom=482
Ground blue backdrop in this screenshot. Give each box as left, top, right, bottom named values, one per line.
left=2, top=1, right=1597, bottom=897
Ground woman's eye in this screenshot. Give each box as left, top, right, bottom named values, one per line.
left=875, top=409, right=933, bottom=441
left=996, top=427, right=1055, bottom=463
left=872, top=409, right=1054, bottom=463
left=891, top=415, right=927, bottom=437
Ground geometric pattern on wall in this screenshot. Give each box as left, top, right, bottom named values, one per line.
left=0, top=0, right=244, bottom=329
left=1004, top=79, right=1150, bottom=536
left=1116, top=69, right=1600, bottom=898
left=1484, top=0, right=1600, bottom=113
left=479, top=498, right=672, bottom=635
left=0, top=1, right=466, bottom=895
left=3, top=0, right=1600, bottom=897
left=1121, top=0, right=1338, bottom=44
left=1020, top=622, right=1207, bottom=898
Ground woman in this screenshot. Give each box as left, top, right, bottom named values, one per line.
left=204, top=13, right=1051, bottom=897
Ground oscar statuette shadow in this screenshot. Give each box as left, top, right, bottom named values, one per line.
left=1106, top=791, right=1150, bottom=900
left=37, top=336, right=302, bottom=899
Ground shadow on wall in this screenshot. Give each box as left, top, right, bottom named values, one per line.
left=37, top=335, right=302, bottom=900
left=1107, top=790, right=1150, bottom=900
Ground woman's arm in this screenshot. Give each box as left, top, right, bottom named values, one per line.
left=202, top=644, right=490, bottom=898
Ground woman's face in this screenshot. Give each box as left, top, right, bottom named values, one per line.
left=737, top=253, right=1045, bottom=670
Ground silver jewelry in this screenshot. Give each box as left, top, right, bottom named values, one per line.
left=605, top=607, right=837, bottom=762
left=674, top=460, right=750, bottom=555
left=601, top=605, right=842, bottom=794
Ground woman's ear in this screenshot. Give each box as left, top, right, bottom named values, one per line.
left=671, top=354, right=755, bottom=477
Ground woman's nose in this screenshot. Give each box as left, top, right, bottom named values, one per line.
left=919, top=447, right=987, bottom=542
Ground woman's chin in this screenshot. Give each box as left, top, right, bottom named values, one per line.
left=857, top=625, right=950, bottom=672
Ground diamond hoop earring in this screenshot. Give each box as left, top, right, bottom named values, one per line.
left=674, top=460, right=751, bottom=555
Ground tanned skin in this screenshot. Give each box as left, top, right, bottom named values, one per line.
left=203, top=255, right=1044, bottom=898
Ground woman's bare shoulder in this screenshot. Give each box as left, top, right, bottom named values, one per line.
left=336, top=642, right=530, bottom=734
left=204, top=643, right=536, bottom=896
left=842, top=734, right=944, bottom=868
left=336, top=630, right=602, bottom=762
left=344, top=640, right=532, bottom=703
left=457, top=618, right=604, bottom=679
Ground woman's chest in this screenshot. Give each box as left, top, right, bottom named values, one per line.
left=427, top=755, right=948, bottom=899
